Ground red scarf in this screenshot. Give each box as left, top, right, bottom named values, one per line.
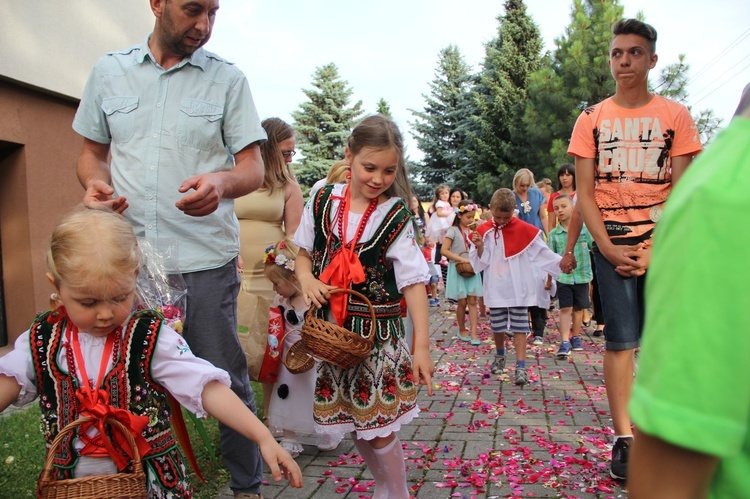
left=476, top=216, right=540, bottom=258
left=319, top=187, right=378, bottom=325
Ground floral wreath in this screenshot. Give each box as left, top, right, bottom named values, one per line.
left=264, top=242, right=295, bottom=271
left=455, top=203, right=478, bottom=214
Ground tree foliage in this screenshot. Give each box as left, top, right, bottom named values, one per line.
left=464, top=0, right=543, bottom=202
left=524, top=0, right=623, bottom=176
left=655, top=54, right=723, bottom=144
left=376, top=98, right=392, bottom=119
left=409, top=45, right=473, bottom=192
left=292, top=63, right=363, bottom=190
left=286, top=1, right=724, bottom=201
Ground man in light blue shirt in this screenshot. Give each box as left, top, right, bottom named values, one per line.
left=73, top=1, right=267, bottom=497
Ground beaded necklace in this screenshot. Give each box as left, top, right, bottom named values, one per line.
left=335, top=185, right=379, bottom=251
left=321, top=185, right=379, bottom=326
left=65, top=324, right=122, bottom=453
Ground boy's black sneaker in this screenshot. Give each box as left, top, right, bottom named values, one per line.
left=610, top=436, right=632, bottom=480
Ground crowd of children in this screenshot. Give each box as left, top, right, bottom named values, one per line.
left=0, top=83, right=672, bottom=494
left=416, top=177, right=595, bottom=364
left=397, top=174, right=596, bottom=389
left=2, top=11, right=733, bottom=495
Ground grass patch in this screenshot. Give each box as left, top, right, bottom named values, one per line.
left=0, top=404, right=45, bottom=497
left=0, top=382, right=266, bottom=498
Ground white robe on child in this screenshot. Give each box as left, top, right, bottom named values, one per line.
left=470, top=232, right=561, bottom=309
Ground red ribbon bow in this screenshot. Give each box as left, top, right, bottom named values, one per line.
left=319, top=247, right=366, bottom=325
left=318, top=187, right=378, bottom=326
left=75, top=390, right=151, bottom=470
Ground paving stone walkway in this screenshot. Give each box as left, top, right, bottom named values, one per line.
left=216, top=303, right=628, bottom=499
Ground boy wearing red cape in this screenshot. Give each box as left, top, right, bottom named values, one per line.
left=471, top=188, right=564, bottom=386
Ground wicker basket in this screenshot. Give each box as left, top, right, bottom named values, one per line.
left=302, top=288, right=375, bottom=369
left=38, top=416, right=148, bottom=499
left=282, top=329, right=315, bottom=374
left=455, top=252, right=475, bottom=277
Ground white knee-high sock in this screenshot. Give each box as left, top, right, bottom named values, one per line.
left=373, top=436, right=410, bottom=499
left=352, top=435, right=388, bottom=499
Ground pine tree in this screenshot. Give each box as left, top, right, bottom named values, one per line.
left=292, top=63, right=363, bottom=190
left=655, top=55, right=722, bottom=144
left=465, top=0, right=543, bottom=200
left=410, top=45, right=473, bottom=192
left=524, top=0, right=623, bottom=173
left=376, top=98, right=392, bottom=119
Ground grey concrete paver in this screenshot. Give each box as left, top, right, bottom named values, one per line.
left=216, top=304, right=627, bottom=498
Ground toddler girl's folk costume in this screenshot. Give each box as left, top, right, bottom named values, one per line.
left=31, top=309, right=192, bottom=496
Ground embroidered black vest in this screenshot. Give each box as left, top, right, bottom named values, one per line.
left=30, top=309, right=187, bottom=491
left=310, top=185, right=413, bottom=343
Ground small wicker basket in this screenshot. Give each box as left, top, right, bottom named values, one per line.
left=38, top=416, right=148, bottom=499
left=302, top=288, right=375, bottom=369
left=455, top=252, right=475, bottom=277
left=282, top=329, right=315, bottom=374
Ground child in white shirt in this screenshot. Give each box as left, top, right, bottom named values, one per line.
left=470, top=189, right=563, bottom=386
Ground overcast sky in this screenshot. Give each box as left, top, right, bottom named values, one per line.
left=206, top=0, right=750, bottom=161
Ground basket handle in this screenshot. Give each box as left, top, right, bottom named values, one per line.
left=39, top=416, right=144, bottom=483
left=280, top=327, right=302, bottom=345
left=305, top=288, right=377, bottom=340
left=280, top=327, right=304, bottom=362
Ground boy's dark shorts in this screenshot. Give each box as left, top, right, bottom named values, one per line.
left=557, top=282, right=590, bottom=310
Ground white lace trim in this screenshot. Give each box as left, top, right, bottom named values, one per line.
left=313, top=405, right=421, bottom=441
left=397, top=276, right=429, bottom=291
left=505, top=232, right=542, bottom=261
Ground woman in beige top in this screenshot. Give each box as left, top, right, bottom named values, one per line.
left=235, top=118, right=303, bottom=427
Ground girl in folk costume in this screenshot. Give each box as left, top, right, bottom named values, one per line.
left=0, top=207, right=301, bottom=498
left=294, top=115, right=434, bottom=499
left=263, top=240, right=342, bottom=457
left=441, top=200, right=483, bottom=345
left=469, top=189, right=563, bottom=387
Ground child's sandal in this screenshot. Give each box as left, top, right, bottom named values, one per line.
left=280, top=438, right=303, bottom=458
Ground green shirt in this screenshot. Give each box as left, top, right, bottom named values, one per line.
left=547, top=223, right=593, bottom=284
left=629, top=117, right=750, bottom=498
